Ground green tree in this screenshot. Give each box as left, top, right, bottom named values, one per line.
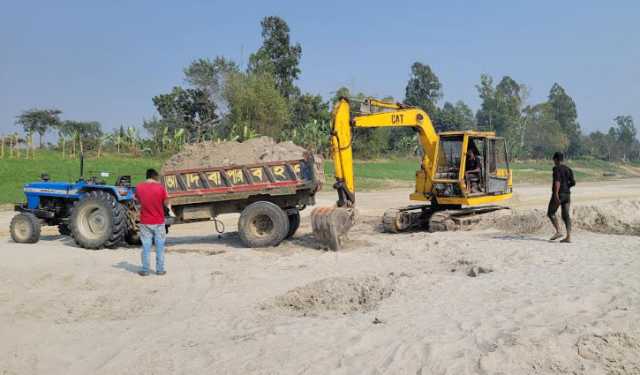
left=612, top=115, right=637, bottom=161
left=523, top=103, right=568, bottom=159
left=494, top=76, right=523, bottom=136
left=436, top=101, right=475, bottom=131
left=475, top=74, right=497, bottom=130
left=15, top=108, right=62, bottom=147
left=476, top=75, right=526, bottom=154
left=248, top=16, right=302, bottom=99
left=404, top=62, right=442, bottom=116
left=59, top=120, right=103, bottom=154
left=223, top=71, right=290, bottom=139
left=142, top=116, right=171, bottom=153
left=402, top=63, right=442, bottom=154
left=548, top=83, right=581, bottom=157
left=183, top=56, right=239, bottom=112
left=584, top=131, right=616, bottom=161
left=152, top=86, right=218, bottom=141
left=58, top=120, right=102, bottom=139
left=291, top=93, right=330, bottom=128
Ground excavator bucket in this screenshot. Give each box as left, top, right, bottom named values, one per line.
left=310, top=206, right=355, bottom=250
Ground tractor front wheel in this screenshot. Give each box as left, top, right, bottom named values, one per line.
left=10, top=213, right=41, bottom=244
left=70, top=191, right=126, bottom=249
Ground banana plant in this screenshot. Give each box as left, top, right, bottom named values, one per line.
left=173, top=128, right=185, bottom=151
left=97, top=133, right=112, bottom=158
left=112, top=129, right=123, bottom=154
left=126, top=126, right=140, bottom=152
left=161, top=126, right=171, bottom=152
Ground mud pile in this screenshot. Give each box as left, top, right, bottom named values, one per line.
left=162, top=137, right=308, bottom=172
left=272, top=275, right=395, bottom=315
left=484, top=200, right=640, bottom=236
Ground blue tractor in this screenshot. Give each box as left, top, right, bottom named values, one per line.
left=10, top=155, right=140, bottom=249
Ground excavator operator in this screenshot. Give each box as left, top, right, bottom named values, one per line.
left=465, top=145, right=481, bottom=193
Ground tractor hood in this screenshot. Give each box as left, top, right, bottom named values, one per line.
left=24, top=181, right=79, bottom=195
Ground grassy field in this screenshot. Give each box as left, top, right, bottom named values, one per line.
left=1, top=152, right=638, bottom=205
left=0, top=151, right=163, bottom=205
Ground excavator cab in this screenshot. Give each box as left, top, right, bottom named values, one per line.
left=312, top=97, right=512, bottom=250
left=427, top=132, right=512, bottom=202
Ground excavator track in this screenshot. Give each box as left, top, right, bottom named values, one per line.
left=382, top=204, right=508, bottom=233
left=382, top=205, right=428, bottom=233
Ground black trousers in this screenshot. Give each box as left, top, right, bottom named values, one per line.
left=547, top=192, right=571, bottom=232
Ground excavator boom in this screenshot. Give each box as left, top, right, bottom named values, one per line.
left=329, top=97, right=439, bottom=207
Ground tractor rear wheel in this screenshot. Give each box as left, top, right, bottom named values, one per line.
left=125, top=230, right=141, bottom=246
left=10, top=213, right=41, bottom=244
left=238, top=201, right=288, bottom=248
left=70, top=191, right=126, bottom=249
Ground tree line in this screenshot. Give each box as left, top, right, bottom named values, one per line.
left=8, top=16, right=639, bottom=162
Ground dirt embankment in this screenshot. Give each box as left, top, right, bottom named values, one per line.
left=162, top=137, right=308, bottom=172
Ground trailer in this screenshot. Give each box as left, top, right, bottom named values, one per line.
left=158, top=153, right=323, bottom=247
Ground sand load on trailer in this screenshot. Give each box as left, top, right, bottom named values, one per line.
left=162, top=137, right=309, bottom=172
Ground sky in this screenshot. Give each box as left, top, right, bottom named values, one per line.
left=1, top=0, right=639, bottom=138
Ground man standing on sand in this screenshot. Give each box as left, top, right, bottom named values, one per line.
left=547, top=152, right=575, bottom=243
left=135, top=169, right=170, bottom=276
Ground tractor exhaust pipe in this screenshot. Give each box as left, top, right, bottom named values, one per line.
left=79, top=153, right=84, bottom=181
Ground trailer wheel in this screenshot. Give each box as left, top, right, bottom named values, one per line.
left=58, top=223, right=71, bottom=236
left=238, top=201, right=288, bottom=247
left=286, top=210, right=300, bottom=238
left=10, top=213, right=41, bottom=244
left=70, top=190, right=126, bottom=249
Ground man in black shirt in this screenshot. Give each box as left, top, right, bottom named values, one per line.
left=547, top=152, right=575, bottom=242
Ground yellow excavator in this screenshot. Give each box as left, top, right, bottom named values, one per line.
left=311, top=97, right=513, bottom=250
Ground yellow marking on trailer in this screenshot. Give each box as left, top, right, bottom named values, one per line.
left=227, top=169, right=245, bottom=184
left=206, top=171, right=222, bottom=187
left=292, top=164, right=301, bottom=179
left=165, top=175, right=178, bottom=190
left=272, top=166, right=287, bottom=180
left=185, top=173, right=201, bottom=189
left=250, top=167, right=264, bottom=182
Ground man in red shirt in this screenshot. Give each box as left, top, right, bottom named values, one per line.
left=135, top=168, right=170, bottom=276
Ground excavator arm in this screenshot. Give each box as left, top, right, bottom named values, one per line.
left=330, top=97, right=439, bottom=207
left=312, top=97, right=439, bottom=249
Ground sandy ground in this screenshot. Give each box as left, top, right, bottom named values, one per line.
left=1, top=179, right=639, bottom=374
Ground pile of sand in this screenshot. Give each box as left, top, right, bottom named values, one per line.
left=486, top=209, right=548, bottom=234
left=272, top=275, right=395, bottom=315
left=484, top=200, right=640, bottom=236
left=573, top=200, right=640, bottom=235
left=162, top=137, right=308, bottom=172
